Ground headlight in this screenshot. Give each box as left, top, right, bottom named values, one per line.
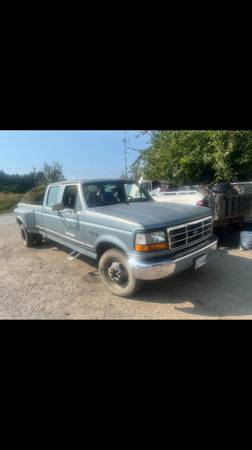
left=135, top=231, right=168, bottom=252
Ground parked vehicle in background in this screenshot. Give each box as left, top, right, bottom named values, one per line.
left=151, top=188, right=204, bottom=206
left=141, top=179, right=205, bottom=206
left=231, top=182, right=252, bottom=223
left=143, top=179, right=252, bottom=229
left=15, top=179, right=217, bottom=297
left=199, top=183, right=252, bottom=228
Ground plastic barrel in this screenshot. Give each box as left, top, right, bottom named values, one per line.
left=240, top=224, right=252, bottom=250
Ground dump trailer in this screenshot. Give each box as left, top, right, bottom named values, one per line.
left=207, top=190, right=252, bottom=227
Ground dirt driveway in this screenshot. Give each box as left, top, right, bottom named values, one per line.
left=0, top=213, right=252, bottom=320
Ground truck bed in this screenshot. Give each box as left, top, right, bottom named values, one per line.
left=15, top=203, right=43, bottom=233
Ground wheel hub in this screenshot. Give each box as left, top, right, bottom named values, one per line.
left=108, top=262, right=127, bottom=283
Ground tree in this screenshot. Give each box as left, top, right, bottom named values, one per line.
left=42, top=162, right=65, bottom=183
left=130, top=131, right=252, bottom=185
left=0, top=170, right=37, bottom=193
left=0, top=162, right=65, bottom=194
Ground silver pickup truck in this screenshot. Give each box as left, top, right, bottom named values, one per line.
left=15, top=179, right=218, bottom=297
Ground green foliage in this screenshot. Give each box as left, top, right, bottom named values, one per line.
left=0, top=162, right=64, bottom=212
left=21, top=184, right=47, bottom=204
left=0, top=162, right=65, bottom=194
left=130, top=131, right=252, bottom=185
left=0, top=193, right=22, bottom=213
left=0, top=170, right=37, bottom=193
left=42, top=161, right=65, bottom=184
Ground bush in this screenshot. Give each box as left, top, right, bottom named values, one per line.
left=21, top=185, right=47, bottom=204
left=0, top=193, right=23, bottom=213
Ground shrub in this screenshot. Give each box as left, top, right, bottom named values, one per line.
left=21, top=185, right=47, bottom=204
left=0, top=193, right=23, bottom=213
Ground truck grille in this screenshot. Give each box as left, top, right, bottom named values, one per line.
left=167, top=216, right=213, bottom=251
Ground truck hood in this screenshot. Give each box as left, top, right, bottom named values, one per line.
left=93, top=201, right=212, bottom=229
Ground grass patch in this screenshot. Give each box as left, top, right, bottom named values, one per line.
left=21, top=185, right=46, bottom=204
left=0, top=185, right=46, bottom=214
left=0, top=193, right=23, bottom=213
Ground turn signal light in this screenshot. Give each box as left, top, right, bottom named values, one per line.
left=135, top=242, right=169, bottom=252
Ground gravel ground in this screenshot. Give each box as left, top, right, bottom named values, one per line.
left=0, top=213, right=252, bottom=320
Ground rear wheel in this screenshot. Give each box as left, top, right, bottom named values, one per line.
left=20, top=225, right=42, bottom=247
left=99, top=249, right=142, bottom=297
left=34, top=233, right=43, bottom=245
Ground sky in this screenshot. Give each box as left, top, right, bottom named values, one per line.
left=0, top=131, right=150, bottom=179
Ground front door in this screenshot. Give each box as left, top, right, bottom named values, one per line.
left=56, top=184, right=89, bottom=252
left=41, top=185, right=61, bottom=238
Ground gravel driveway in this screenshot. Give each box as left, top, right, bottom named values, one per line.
left=1, top=213, right=252, bottom=320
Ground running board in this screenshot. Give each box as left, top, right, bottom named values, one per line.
left=67, top=250, right=81, bottom=261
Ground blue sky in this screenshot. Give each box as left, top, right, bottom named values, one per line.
left=0, top=131, right=150, bottom=179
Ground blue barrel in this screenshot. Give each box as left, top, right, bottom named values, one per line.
left=240, top=224, right=252, bottom=250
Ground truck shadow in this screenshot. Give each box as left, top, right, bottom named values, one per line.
left=36, top=240, right=98, bottom=269
left=134, top=249, right=252, bottom=318
left=36, top=239, right=252, bottom=318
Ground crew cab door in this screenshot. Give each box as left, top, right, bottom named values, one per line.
left=41, top=185, right=61, bottom=237
left=56, top=184, right=88, bottom=250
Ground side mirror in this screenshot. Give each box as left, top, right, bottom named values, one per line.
left=52, top=203, right=64, bottom=212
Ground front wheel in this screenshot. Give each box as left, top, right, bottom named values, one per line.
left=99, top=249, right=142, bottom=297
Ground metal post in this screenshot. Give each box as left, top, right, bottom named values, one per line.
left=123, top=131, right=128, bottom=179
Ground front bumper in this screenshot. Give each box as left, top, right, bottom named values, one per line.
left=129, top=237, right=218, bottom=281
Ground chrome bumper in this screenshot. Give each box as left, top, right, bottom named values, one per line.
left=130, top=238, right=218, bottom=281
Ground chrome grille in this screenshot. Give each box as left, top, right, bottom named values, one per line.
left=167, top=216, right=213, bottom=251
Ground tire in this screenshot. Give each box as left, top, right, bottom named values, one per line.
left=20, top=224, right=37, bottom=248
left=34, top=233, right=43, bottom=245
left=99, top=249, right=142, bottom=298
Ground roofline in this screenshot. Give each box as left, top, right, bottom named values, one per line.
left=49, top=178, right=135, bottom=186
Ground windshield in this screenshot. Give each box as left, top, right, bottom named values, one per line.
left=83, top=181, right=151, bottom=208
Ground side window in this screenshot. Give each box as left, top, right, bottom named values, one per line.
left=47, top=186, right=60, bottom=207
left=62, top=185, right=82, bottom=211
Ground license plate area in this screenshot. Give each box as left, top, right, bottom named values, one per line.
left=195, top=254, right=207, bottom=270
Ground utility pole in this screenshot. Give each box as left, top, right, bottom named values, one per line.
left=122, top=132, right=144, bottom=179
left=122, top=131, right=128, bottom=179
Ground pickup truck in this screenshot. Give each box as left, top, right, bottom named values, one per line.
left=15, top=179, right=218, bottom=297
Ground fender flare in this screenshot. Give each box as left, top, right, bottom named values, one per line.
left=16, top=216, right=25, bottom=227
left=95, top=235, right=129, bottom=258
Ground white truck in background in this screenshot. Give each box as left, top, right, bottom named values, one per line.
left=141, top=180, right=204, bottom=206
left=151, top=189, right=203, bottom=206
left=141, top=180, right=252, bottom=227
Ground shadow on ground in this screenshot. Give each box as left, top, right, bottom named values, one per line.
left=35, top=239, right=252, bottom=319
left=133, top=249, right=252, bottom=318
